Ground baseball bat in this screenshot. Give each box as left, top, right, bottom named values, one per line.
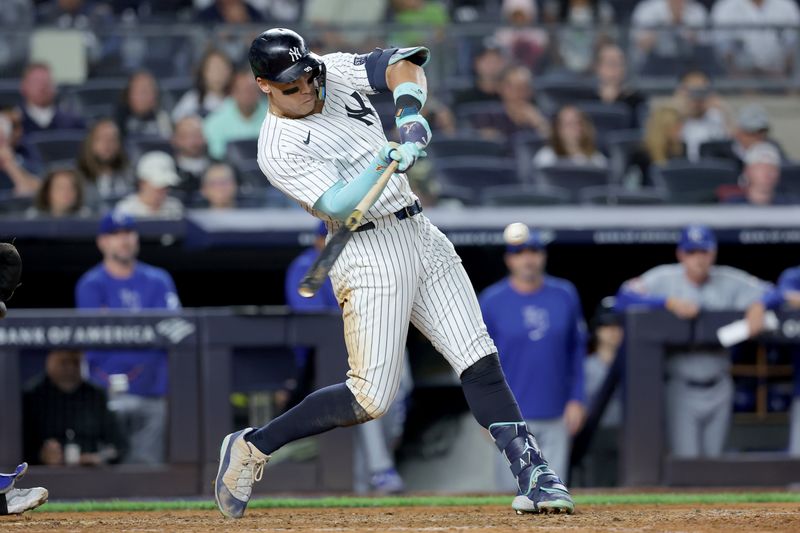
left=298, top=158, right=399, bottom=298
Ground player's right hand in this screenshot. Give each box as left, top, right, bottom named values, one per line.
left=381, top=142, right=427, bottom=172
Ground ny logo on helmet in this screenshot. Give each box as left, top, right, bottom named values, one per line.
left=288, top=47, right=302, bottom=62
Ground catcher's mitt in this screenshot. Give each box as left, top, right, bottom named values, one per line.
left=0, top=242, right=21, bottom=318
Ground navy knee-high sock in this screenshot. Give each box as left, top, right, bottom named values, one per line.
left=460, top=354, right=523, bottom=428
left=245, top=383, right=370, bottom=455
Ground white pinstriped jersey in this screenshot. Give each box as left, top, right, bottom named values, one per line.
left=256, top=52, right=418, bottom=223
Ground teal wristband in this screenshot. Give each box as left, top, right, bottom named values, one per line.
left=393, top=81, right=427, bottom=115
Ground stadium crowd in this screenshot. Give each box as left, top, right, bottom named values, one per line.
left=0, top=0, right=799, bottom=214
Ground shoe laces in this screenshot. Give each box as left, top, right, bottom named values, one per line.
left=251, top=457, right=265, bottom=482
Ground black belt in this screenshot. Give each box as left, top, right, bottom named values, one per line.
left=354, top=201, right=422, bottom=232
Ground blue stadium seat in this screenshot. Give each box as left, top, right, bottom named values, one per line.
left=434, top=156, right=520, bottom=204
left=65, top=79, right=128, bottom=121
left=126, top=135, right=173, bottom=165
left=575, top=101, right=632, bottom=136
left=650, top=158, right=739, bottom=204
left=579, top=185, right=668, bottom=205
left=535, top=164, right=610, bottom=198
left=0, top=80, right=21, bottom=109
left=535, top=76, right=598, bottom=116
left=482, top=184, right=572, bottom=206
left=26, top=130, right=86, bottom=165
left=235, top=160, right=293, bottom=208
left=454, top=101, right=508, bottom=131
left=427, top=133, right=508, bottom=159
left=511, top=131, right=547, bottom=183
left=779, top=163, right=800, bottom=198
left=224, top=138, right=259, bottom=172
left=604, top=129, right=644, bottom=184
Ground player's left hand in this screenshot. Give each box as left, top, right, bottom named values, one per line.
left=396, top=114, right=432, bottom=150
left=381, top=142, right=427, bottom=172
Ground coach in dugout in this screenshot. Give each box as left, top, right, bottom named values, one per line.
left=75, top=212, right=181, bottom=464
left=480, top=226, right=586, bottom=485
left=616, top=225, right=769, bottom=458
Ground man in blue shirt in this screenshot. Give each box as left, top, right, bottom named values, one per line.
left=480, top=226, right=586, bottom=484
left=75, top=212, right=181, bottom=464
left=285, top=221, right=409, bottom=494
left=747, top=265, right=800, bottom=456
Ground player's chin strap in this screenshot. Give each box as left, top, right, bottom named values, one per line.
left=489, top=422, right=565, bottom=496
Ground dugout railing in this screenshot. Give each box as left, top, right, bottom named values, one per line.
left=0, top=309, right=351, bottom=499
left=623, top=309, right=800, bottom=486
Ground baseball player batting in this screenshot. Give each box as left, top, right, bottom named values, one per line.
left=214, top=28, right=574, bottom=518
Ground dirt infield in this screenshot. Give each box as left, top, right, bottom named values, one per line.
left=4, top=503, right=800, bottom=532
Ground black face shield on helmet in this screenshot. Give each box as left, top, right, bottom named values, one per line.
left=249, top=28, right=327, bottom=101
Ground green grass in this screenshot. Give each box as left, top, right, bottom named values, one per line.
left=36, top=492, right=800, bottom=513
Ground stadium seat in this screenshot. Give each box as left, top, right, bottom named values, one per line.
left=26, top=130, right=86, bottom=165
left=511, top=131, right=547, bottom=183
left=699, top=139, right=735, bottom=160
left=651, top=158, right=739, bottom=204
left=454, top=101, right=508, bottom=131
left=535, top=76, right=598, bottom=116
left=65, top=79, right=128, bottom=121
left=0, top=80, right=21, bottom=109
left=225, top=138, right=259, bottom=172
left=482, top=184, right=572, bottom=206
left=427, top=133, right=508, bottom=159
left=434, top=156, right=520, bottom=204
left=235, top=159, right=293, bottom=207
left=779, top=163, right=800, bottom=198
left=575, top=102, right=632, bottom=136
left=535, top=164, right=610, bottom=198
left=604, top=129, right=644, bottom=184
left=579, top=185, right=668, bottom=205
left=126, top=135, right=173, bottom=164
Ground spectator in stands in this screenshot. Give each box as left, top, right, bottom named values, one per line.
left=554, top=0, right=615, bottom=73
left=203, top=70, right=267, bottom=160
left=711, top=0, right=800, bottom=76
left=77, top=119, right=133, bottom=207
left=18, top=63, right=85, bottom=137
left=452, top=39, right=507, bottom=109
left=673, top=70, right=730, bottom=160
left=746, top=265, right=800, bottom=456
left=701, top=104, right=787, bottom=171
left=0, top=107, right=43, bottom=177
left=616, top=225, right=769, bottom=458
left=473, top=65, right=549, bottom=139
left=199, top=163, right=238, bottom=209
left=494, top=0, right=550, bottom=73
left=631, top=0, right=709, bottom=72
left=115, top=71, right=172, bottom=140
left=115, top=151, right=184, bottom=218
left=480, top=227, right=586, bottom=483
left=172, top=116, right=212, bottom=195
left=303, top=0, right=387, bottom=48
left=581, top=296, right=623, bottom=487
left=0, top=113, right=40, bottom=197
left=26, top=167, right=91, bottom=218
left=75, top=212, right=181, bottom=464
left=625, top=106, right=685, bottom=186
left=172, top=49, right=234, bottom=122
left=389, top=0, right=449, bottom=47
left=593, top=42, right=646, bottom=128
left=724, top=142, right=793, bottom=205
left=196, top=0, right=264, bottom=24
left=533, top=105, right=607, bottom=168
left=23, top=349, right=125, bottom=466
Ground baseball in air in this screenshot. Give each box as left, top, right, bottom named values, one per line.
left=503, top=222, right=530, bottom=245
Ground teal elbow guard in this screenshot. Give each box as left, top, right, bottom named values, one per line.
left=313, top=152, right=390, bottom=221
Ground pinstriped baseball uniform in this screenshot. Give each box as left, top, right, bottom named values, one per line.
left=258, top=52, right=497, bottom=418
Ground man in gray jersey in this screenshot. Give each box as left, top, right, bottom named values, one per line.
left=213, top=28, right=574, bottom=518
left=616, top=225, right=769, bottom=458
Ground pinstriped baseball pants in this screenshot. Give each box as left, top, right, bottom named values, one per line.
left=328, top=214, right=497, bottom=419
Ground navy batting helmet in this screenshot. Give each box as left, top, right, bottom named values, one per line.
left=249, top=28, right=326, bottom=99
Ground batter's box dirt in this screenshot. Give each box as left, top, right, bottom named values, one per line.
left=3, top=503, right=800, bottom=532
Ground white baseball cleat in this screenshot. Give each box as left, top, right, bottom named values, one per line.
left=214, top=428, right=269, bottom=519
left=3, top=487, right=49, bottom=514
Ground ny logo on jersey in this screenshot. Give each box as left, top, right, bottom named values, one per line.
left=288, top=47, right=302, bottom=62
left=345, top=91, right=375, bottom=126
